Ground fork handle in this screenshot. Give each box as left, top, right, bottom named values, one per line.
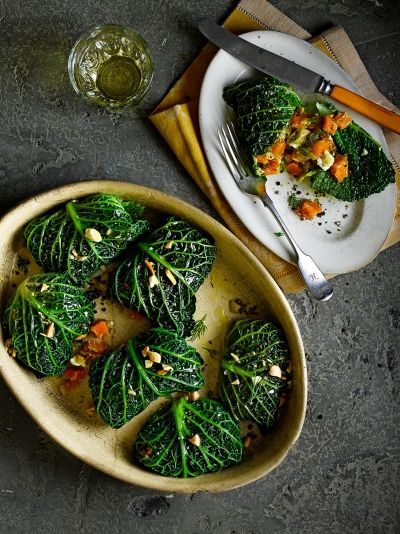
left=261, top=196, right=333, bottom=301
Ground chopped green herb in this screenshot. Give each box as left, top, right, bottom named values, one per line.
left=288, top=193, right=301, bottom=209
left=189, top=314, right=207, bottom=341
left=274, top=231, right=284, bottom=237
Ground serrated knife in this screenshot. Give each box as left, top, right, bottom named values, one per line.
left=198, top=19, right=400, bottom=134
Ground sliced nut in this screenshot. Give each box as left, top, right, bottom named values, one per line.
left=148, top=274, right=159, bottom=288
left=85, top=227, right=102, bottom=242
left=69, top=355, right=86, bottom=367
left=164, top=269, right=177, bottom=285
left=188, top=434, right=201, bottom=446
left=231, top=378, right=240, bottom=386
left=269, top=365, right=282, bottom=379
left=230, top=352, right=240, bottom=362
left=105, top=228, right=112, bottom=236
left=148, top=350, right=162, bottom=363
left=164, top=240, right=174, bottom=250
left=187, top=391, right=200, bottom=401
left=77, top=255, right=87, bottom=262
left=74, top=334, right=87, bottom=341
left=71, top=249, right=79, bottom=258
left=141, top=346, right=150, bottom=357
left=144, top=258, right=156, bottom=275
left=144, top=359, right=154, bottom=369
left=128, top=389, right=136, bottom=396
left=162, top=364, right=173, bottom=372
left=156, top=369, right=168, bottom=376
left=40, top=283, right=50, bottom=292
left=243, top=435, right=252, bottom=448
left=41, top=322, right=55, bottom=338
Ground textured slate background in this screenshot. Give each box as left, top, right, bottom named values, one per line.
left=0, top=0, right=399, bottom=532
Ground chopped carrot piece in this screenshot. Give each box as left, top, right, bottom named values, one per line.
left=64, top=366, right=87, bottom=382
left=296, top=200, right=323, bottom=220
left=286, top=162, right=304, bottom=176
left=256, top=154, right=269, bottom=164
left=290, top=114, right=309, bottom=129
left=262, top=159, right=280, bottom=175
left=310, top=136, right=331, bottom=157
left=322, top=115, right=338, bottom=135
left=90, top=319, right=109, bottom=338
left=330, top=154, right=349, bottom=182
left=271, top=141, right=287, bottom=158
left=334, top=112, right=352, bottom=129
left=82, top=339, right=109, bottom=356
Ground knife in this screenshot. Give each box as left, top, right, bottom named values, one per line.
left=198, top=19, right=400, bottom=134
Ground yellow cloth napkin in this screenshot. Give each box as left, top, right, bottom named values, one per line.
left=150, top=0, right=400, bottom=293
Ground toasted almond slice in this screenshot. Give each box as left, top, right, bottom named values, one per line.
left=77, top=255, right=87, bottom=262
left=69, top=355, right=86, bottom=368
left=42, top=322, right=55, bottom=338
left=230, top=352, right=240, bottom=362
left=40, top=283, right=50, bottom=292
left=188, top=391, right=200, bottom=401
left=128, top=389, right=136, bottom=396
left=243, top=435, right=252, bottom=448
left=144, top=258, right=156, bottom=275
left=85, top=228, right=102, bottom=242
left=71, top=249, right=79, bottom=258
left=156, top=369, right=168, bottom=376
left=148, top=350, right=161, bottom=363
left=164, top=269, right=177, bottom=286
left=144, top=359, right=153, bottom=369
left=105, top=228, right=112, bottom=236
left=164, top=240, right=174, bottom=250
left=148, top=274, right=159, bottom=288
left=269, top=365, right=282, bottom=379
left=231, top=378, right=240, bottom=386
left=188, top=434, right=201, bottom=446
left=161, top=364, right=173, bottom=372
left=141, top=345, right=150, bottom=357
left=74, top=334, right=87, bottom=341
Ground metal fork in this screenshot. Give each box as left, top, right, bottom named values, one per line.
left=218, top=122, right=333, bottom=301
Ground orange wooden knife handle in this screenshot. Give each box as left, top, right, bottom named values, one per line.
left=330, top=85, right=400, bottom=134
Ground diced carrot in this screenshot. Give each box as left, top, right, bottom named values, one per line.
left=256, top=154, right=269, bottom=164
left=310, top=136, right=331, bottom=157
left=81, top=339, right=109, bottom=356
left=90, top=319, right=109, bottom=338
left=271, top=141, right=287, bottom=158
left=296, top=200, right=323, bottom=220
left=322, top=115, right=338, bottom=135
left=290, top=114, right=309, bottom=129
left=334, top=112, right=352, bottom=129
left=286, top=162, right=304, bottom=176
left=262, top=159, right=280, bottom=175
left=330, top=154, right=349, bottom=182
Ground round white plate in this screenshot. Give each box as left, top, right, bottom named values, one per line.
left=199, top=31, right=396, bottom=274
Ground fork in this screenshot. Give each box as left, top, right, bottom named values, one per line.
left=218, top=122, right=333, bottom=301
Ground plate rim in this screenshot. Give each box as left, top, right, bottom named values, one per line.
left=0, top=179, right=307, bottom=493
left=198, top=29, right=397, bottom=275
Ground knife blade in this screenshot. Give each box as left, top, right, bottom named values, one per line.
left=198, top=19, right=400, bottom=134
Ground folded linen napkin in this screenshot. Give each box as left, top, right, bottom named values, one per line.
left=150, top=0, right=400, bottom=293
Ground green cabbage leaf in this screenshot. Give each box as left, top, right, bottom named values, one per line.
left=219, top=319, right=289, bottom=432
left=135, top=397, right=243, bottom=477
left=112, top=217, right=216, bottom=337
left=89, top=328, right=205, bottom=429
left=24, top=194, right=149, bottom=285
left=3, top=273, right=94, bottom=376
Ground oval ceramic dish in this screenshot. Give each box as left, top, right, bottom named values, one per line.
left=0, top=181, right=306, bottom=493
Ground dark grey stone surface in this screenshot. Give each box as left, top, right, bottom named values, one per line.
left=0, top=1, right=399, bottom=533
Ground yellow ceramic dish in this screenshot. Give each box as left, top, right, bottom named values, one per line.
left=0, top=180, right=306, bottom=493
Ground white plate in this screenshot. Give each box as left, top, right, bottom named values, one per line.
left=199, top=31, right=396, bottom=274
